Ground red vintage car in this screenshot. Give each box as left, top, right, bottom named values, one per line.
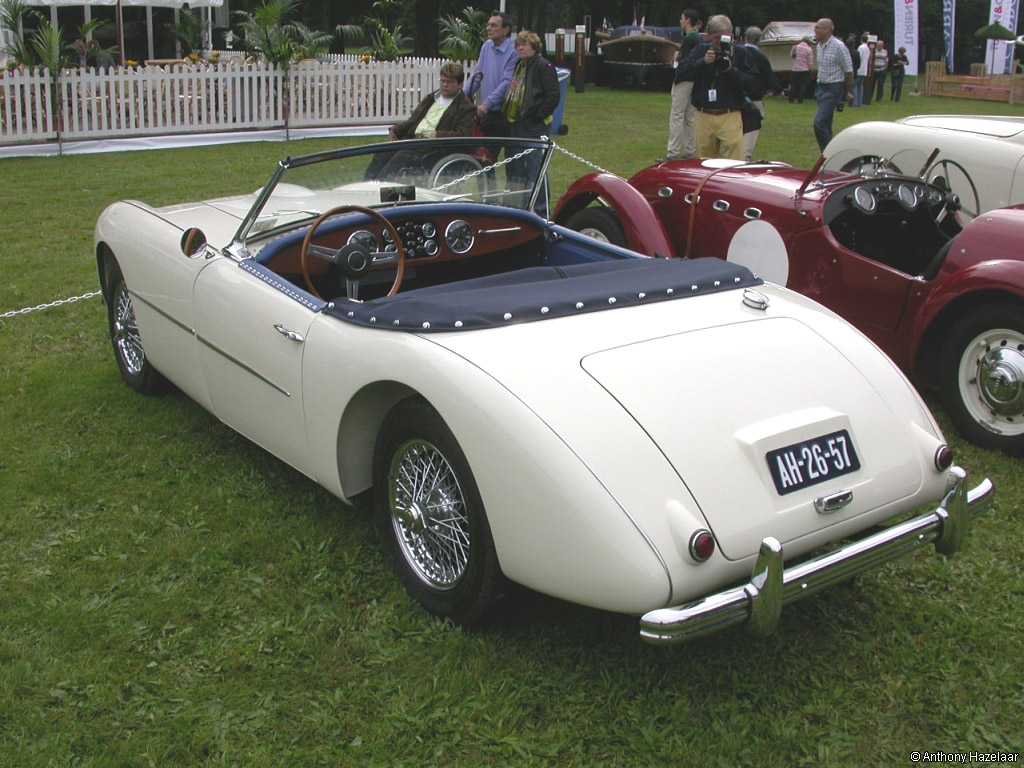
left=554, top=155, right=1024, bottom=453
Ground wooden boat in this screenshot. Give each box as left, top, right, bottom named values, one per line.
left=599, top=25, right=681, bottom=88
left=759, top=21, right=818, bottom=83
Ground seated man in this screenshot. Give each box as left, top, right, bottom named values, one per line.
left=367, top=63, right=476, bottom=182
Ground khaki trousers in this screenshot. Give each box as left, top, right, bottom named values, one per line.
left=742, top=99, right=766, bottom=162
left=667, top=80, right=697, bottom=160
left=697, top=111, right=744, bottom=160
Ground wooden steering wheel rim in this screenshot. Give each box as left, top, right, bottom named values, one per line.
left=299, top=205, right=407, bottom=299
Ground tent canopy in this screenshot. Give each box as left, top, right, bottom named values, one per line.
left=21, top=1, right=223, bottom=7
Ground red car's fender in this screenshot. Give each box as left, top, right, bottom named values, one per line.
left=553, top=172, right=677, bottom=258
left=910, top=258, right=1024, bottom=369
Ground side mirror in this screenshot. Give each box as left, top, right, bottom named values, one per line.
left=180, top=227, right=208, bottom=257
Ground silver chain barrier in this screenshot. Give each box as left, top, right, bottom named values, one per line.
left=0, top=290, right=102, bottom=320
left=548, top=138, right=619, bottom=177
left=431, top=139, right=620, bottom=194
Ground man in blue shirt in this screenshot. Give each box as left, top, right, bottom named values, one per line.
left=465, top=12, right=518, bottom=136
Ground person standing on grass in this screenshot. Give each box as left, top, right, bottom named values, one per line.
left=465, top=12, right=518, bottom=137
left=789, top=36, right=814, bottom=103
left=740, top=26, right=780, bottom=162
left=863, top=38, right=877, bottom=105
left=873, top=40, right=889, bottom=102
left=890, top=46, right=908, bottom=101
left=678, top=14, right=756, bottom=160
left=503, top=31, right=559, bottom=216
left=813, top=18, right=854, bottom=151
left=666, top=8, right=702, bottom=160
left=854, top=33, right=870, bottom=106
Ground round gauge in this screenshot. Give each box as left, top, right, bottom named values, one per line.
left=897, top=183, right=918, bottom=210
left=347, top=230, right=377, bottom=250
left=423, top=239, right=438, bottom=256
left=385, top=243, right=398, bottom=253
left=381, top=228, right=394, bottom=243
left=421, top=222, right=436, bottom=238
left=445, top=220, right=475, bottom=255
left=852, top=185, right=877, bottom=214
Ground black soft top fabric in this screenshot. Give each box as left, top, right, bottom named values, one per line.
left=325, top=258, right=762, bottom=332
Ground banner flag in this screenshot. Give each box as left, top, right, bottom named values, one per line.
left=985, top=0, right=1020, bottom=74
left=943, top=0, right=956, bottom=71
left=894, top=0, right=919, bottom=75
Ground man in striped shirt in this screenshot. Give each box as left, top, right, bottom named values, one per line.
left=813, top=18, right=853, bottom=151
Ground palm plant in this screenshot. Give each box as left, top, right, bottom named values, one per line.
left=30, top=19, right=69, bottom=73
left=439, top=6, right=488, bottom=61
left=338, top=0, right=411, bottom=62
left=174, top=6, right=203, bottom=55
left=290, top=21, right=332, bottom=61
left=69, top=19, right=118, bottom=68
left=234, top=0, right=298, bottom=67
left=1, top=0, right=40, bottom=68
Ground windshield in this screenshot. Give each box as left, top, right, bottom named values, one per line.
left=237, top=137, right=551, bottom=242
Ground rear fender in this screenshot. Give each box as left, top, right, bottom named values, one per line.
left=554, top=172, right=677, bottom=258
left=912, top=259, right=1024, bottom=369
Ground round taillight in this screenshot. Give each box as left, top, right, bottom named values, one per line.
left=689, top=529, right=716, bottom=563
left=934, top=444, right=954, bottom=471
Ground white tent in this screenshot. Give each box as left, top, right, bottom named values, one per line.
left=16, top=0, right=226, bottom=63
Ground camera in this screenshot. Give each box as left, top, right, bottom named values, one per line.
left=715, top=34, right=733, bottom=69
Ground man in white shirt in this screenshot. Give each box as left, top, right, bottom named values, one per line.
left=854, top=34, right=870, bottom=106
left=813, top=18, right=853, bottom=151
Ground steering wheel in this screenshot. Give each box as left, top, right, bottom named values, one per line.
left=923, top=158, right=981, bottom=226
left=300, top=205, right=406, bottom=301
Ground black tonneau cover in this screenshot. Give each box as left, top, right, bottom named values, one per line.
left=325, top=258, right=761, bottom=332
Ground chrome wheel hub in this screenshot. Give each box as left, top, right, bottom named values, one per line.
left=388, top=439, right=470, bottom=590
left=958, top=327, right=1024, bottom=436
left=978, top=347, right=1024, bottom=416
left=113, top=284, right=145, bottom=375
left=579, top=227, right=610, bottom=243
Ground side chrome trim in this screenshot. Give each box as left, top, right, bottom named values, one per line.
left=197, top=334, right=292, bottom=398
left=127, top=290, right=194, bottom=335
left=640, top=466, right=994, bottom=645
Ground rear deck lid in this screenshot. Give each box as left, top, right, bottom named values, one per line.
left=582, top=317, right=923, bottom=559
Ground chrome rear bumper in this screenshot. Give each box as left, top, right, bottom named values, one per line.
left=640, top=466, right=994, bottom=645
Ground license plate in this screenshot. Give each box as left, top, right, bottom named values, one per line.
left=766, top=430, right=861, bottom=496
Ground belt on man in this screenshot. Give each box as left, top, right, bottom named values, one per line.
left=697, top=107, right=737, bottom=115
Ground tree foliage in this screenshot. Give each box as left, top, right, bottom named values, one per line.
left=439, top=6, right=488, bottom=61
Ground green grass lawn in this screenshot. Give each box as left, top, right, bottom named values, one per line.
left=1, top=87, right=1023, bottom=766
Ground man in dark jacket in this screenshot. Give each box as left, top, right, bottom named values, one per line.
left=678, top=14, right=758, bottom=160
left=667, top=8, right=702, bottom=160
left=503, top=31, right=560, bottom=215
left=740, top=26, right=781, bottom=161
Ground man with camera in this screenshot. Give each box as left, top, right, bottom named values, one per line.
left=677, top=14, right=757, bottom=160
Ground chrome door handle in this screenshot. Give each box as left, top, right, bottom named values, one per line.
left=273, top=323, right=304, bottom=343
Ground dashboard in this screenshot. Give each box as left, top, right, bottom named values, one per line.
left=261, top=212, right=542, bottom=277
left=825, top=177, right=947, bottom=224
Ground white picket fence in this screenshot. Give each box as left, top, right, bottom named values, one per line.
left=0, top=57, right=474, bottom=145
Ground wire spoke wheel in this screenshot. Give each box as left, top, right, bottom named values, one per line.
left=388, top=439, right=471, bottom=589
left=113, top=282, right=145, bottom=376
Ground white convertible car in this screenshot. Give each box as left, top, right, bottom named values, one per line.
left=824, top=114, right=1024, bottom=215
left=96, top=137, right=994, bottom=644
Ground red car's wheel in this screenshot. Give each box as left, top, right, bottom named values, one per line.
left=940, top=303, right=1024, bottom=454
left=566, top=207, right=627, bottom=247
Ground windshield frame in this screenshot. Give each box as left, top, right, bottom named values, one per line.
left=232, top=136, right=554, bottom=247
